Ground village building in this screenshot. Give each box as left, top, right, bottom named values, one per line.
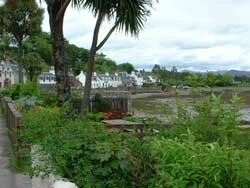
left=38, top=72, right=56, bottom=85
left=0, top=61, right=19, bottom=88
left=38, top=68, right=146, bottom=89
left=38, top=69, right=82, bottom=89
left=130, top=71, right=144, bottom=87
left=77, top=71, right=144, bottom=89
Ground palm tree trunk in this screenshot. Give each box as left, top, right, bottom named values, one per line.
left=17, top=42, right=24, bottom=83
left=47, top=2, right=70, bottom=104
left=83, top=12, right=104, bottom=111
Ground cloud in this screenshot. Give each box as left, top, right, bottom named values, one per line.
left=7, top=0, right=250, bottom=71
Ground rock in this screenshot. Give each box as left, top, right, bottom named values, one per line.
left=52, top=180, right=77, bottom=188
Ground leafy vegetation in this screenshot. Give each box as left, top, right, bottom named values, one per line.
left=153, top=64, right=235, bottom=87
left=148, top=135, right=250, bottom=188
left=4, top=83, right=42, bottom=100
left=1, top=0, right=44, bottom=83
left=21, top=108, right=151, bottom=188
left=3, top=84, right=248, bottom=188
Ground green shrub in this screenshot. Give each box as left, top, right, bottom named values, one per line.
left=168, top=95, right=241, bottom=145
left=8, top=83, right=41, bottom=100
left=15, top=96, right=43, bottom=112
left=21, top=108, right=150, bottom=188
left=148, top=134, right=250, bottom=188
left=18, top=94, right=250, bottom=188
left=40, top=92, right=58, bottom=107
left=85, top=112, right=104, bottom=122
left=60, top=92, right=83, bottom=119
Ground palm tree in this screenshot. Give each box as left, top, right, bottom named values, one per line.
left=72, top=0, right=156, bottom=111
left=43, top=0, right=72, bottom=103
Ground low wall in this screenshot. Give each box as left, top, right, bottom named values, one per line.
left=1, top=97, right=23, bottom=158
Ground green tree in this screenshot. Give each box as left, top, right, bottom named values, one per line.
left=71, top=58, right=86, bottom=76
left=95, top=56, right=117, bottom=73
left=152, top=64, right=161, bottom=73
left=23, top=32, right=53, bottom=65
left=23, top=52, right=47, bottom=82
left=185, top=74, right=205, bottom=87
left=205, top=72, right=218, bottom=87
left=118, top=62, right=135, bottom=74
left=0, top=6, right=12, bottom=61
left=65, top=40, right=88, bottom=75
left=74, top=0, right=155, bottom=110
left=2, top=0, right=43, bottom=83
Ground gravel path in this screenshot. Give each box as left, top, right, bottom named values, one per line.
left=0, top=114, right=31, bottom=188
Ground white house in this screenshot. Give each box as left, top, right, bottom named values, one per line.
left=40, top=70, right=145, bottom=89
left=77, top=71, right=144, bottom=89
left=148, top=76, right=157, bottom=83
left=38, top=72, right=56, bottom=85
left=77, top=72, right=123, bottom=89
left=130, top=71, right=144, bottom=87
left=0, top=61, right=18, bottom=88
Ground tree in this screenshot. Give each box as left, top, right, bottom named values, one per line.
left=0, top=6, right=11, bottom=61
left=23, top=32, right=53, bottom=65
left=152, top=64, right=161, bottom=73
left=65, top=40, right=88, bottom=75
left=23, top=52, right=47, bottom=82
left=73, top=0, right=155, bottom=110
left=95, top=56, right=117, bottom=73
left=118, top=63, right=135, bottom=74
left=3, top=0, right=43, bottom=83
left=71, top=58, right=86, bottom=76
left=44, top=0, right=81, bottom=103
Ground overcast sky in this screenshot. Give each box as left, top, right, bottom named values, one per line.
left=2, top=0, right=250, bottom=71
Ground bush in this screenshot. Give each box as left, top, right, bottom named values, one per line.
left=168, top=95, right=241, bottom=145
left=15, top=96, right=43, bottom=112
left=6, top=83, right=41, bottom=100
left=21, top=108, right=150, bottom=188
left=148, top=134, right=250, bottom=188
left=40, top=92, right=58, bottom=107
left=18, top=94, right=250, bottom=188
left=85, top=112, right=104, bottom=122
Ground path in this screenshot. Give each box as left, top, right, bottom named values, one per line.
left=0, top=114, right=31, bottom=188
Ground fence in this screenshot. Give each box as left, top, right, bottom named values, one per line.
left=1, top=96, right=24, bottom=158
left=89, top=91, right=132, bottom=113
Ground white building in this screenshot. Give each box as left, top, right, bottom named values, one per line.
left=130, top=71, right=143, bottom=87
left=77, top=72, right=123, bottom=89
left=38, top=69, right=144, bottom=89
left=77, top=71, right=144, bottom=89
left=0, top=61, right=18, bottom=88
left=38, top=72, right=56, bottom=85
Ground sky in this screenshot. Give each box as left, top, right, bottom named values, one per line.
left=2, top=0, right=250, bottom=71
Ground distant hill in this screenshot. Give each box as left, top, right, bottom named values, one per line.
left=225, top=70, right=250, bottom=77
left=181, top=70, right=250, bottom=77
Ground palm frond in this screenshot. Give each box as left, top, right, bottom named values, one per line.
left=71, top=0, right=157, bottom=36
